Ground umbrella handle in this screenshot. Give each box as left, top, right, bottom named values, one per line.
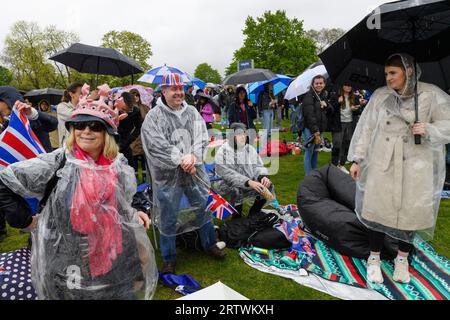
left=414, top=133, right=421, bottom=145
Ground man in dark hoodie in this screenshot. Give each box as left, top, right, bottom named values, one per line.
left=0, top=86, right=58, bottom=241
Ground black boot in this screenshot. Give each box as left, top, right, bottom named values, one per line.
left=161, top=261, right=176, bottom=274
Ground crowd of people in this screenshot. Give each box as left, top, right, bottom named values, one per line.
left=0, top=52, right=449, bottom=299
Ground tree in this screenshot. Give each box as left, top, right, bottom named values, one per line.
left=305, top=28, right=346, bottom=54
left=1, top=21, right=81, bottom=90
left=0, top=66, right=13, bottom=86
left=194, top=63, right=222, bottom=84
left=102, top=30, right=153, bottom=87
left=225, top=10, right=318, bottom=76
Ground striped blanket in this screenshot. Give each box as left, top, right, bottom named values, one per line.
left=240, top=236, right=450, bottom=300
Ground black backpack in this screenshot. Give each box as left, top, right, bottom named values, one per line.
left=290, top=103, right=304, bottom=134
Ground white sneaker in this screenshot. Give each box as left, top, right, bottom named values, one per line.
left=337, top=165, right=350, bottom=174
left=393, top=256, right=411, bottom=283
left=367, top=256, right=384, bottom=283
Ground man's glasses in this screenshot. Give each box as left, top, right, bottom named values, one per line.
left=72, top=121, right=105, bottom=132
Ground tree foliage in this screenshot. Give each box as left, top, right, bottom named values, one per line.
left=194, top=63, right=222, bottom=84
left=0, top=66, right=13, bottom=86
left=101, top=30, right=153, bottom=87
left=1, top=21, right=81, bottom=90
left=225, top=10, right=318, bottom=76
left=305, top=28, right=346, bottom=54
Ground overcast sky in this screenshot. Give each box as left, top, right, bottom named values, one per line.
left=0, top=0, right=388, bottom=76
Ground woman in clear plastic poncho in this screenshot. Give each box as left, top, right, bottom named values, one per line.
left=215, top=122, right=273, bottom=217
left=348, top=54, right=450, bottom=284
left=0, top=84, right=158, bottom=300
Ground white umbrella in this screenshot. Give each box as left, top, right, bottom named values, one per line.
left=284, top=64, right=328, bottom=100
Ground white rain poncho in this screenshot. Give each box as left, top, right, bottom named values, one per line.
left=141, top=98, right=212, bottom=236
left=214, top=129, right=270, bottom=207
left=0, top=148, right=158, bottom=300
left=348, top=53, right=450, bottom=243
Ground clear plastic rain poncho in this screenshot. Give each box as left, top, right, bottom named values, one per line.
left=214, top=128, right=270, bottom=207
left=0, top=149, right=158, bottom=300
left=348, top=53, right=450, bottom=243
left=141, top=98, right=212, bottom=236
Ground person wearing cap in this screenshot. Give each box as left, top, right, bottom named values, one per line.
left=141, top=72, right=226, bottom=275
left=215, top=122, right=273, bottom=217
left=0, top=83, right=158, bottom=299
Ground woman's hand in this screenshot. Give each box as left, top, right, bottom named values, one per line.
left=338, top=96, right=344, bottom=104
left=320, top=101, right=328, bottom=109
left=138, top=211, right=151, bottom=229
left=350, top=163, right=361, bottom=181
left=248, top=101, right=253, bottom=107
left=248, top=180, right=266, bottom=193
left=181, top=154, right=197, bottom=173
left=260, top=177, right=272, bottom=188
left=15, top=101, right=33, bottom=116
left=411, top=122, right=427, bottom=137
left=22, top=215, right=39, bottom=232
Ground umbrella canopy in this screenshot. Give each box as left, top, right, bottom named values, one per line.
left=222, top=68, right=276, bottom=86
left=185, top=74, right=206, bottom=89
left=138, top=65, right=192, bottom=84
left=24, top=88, right=64, bottom=106
left=49, top=43, right=143, bottom=77
left=248, top=74, right=293, bottom=99
left=319, top=0, right=450, bottom=91
left=284, top=63, right=329, bottom=100
left=120, top=84, right=154, bottom=107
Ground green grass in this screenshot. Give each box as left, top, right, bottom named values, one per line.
left=1, top=119, right=449, bottom=300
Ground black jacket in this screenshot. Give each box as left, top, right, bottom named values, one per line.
left=228, top=101, right=257, bottom=129
left=118, top=106, right=143, bottom=152
left=30, top=111, right=58, bottom=152
left=302, top=90, right=333, bottom=134
left=328, top=93, right=363, bottom=132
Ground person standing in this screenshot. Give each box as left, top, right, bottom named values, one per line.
left=141, top=73, right=226, bottom=274
left=302, top=75, right=333, bottom=176
left=329, top=84, right=362, bottom=173
left=219, top=86, right=235, bottom=129
left=184, top=84, right=195, bottom=106
left=349, top=53, right=450, bottom=284
left=57, top=82, right=83, bottom=146
left=259, top=83, right=277, bottom=142
left=227, top=86, right=257, bottom=132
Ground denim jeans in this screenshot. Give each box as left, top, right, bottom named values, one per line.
left=262, top=108, right=274, bottom=140
left=158, top=185, right=217, bottom=262
left=303, top=128, right=321, bottom=176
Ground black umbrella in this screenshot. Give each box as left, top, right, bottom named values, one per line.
left=222, top=68, right=276, bottom=85
left=24, top=88, right=64, bottom=106
left=319, top=0, right=450, bottom=144
left=49, top=43, right=144, bottom=85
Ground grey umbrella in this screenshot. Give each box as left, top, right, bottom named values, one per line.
left=49, top=43, right=144, bottom=84
left=222, top=68, right=276, bottom=85
left=319, top=0, right=450, bottom=144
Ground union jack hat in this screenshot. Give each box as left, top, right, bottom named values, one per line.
left=161, top=73, right=186, bottom=87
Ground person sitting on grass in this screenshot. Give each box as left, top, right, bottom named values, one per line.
left=215, top=122, right=273, bottom=218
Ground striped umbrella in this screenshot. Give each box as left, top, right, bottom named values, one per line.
left=138, top=65, right=192, bottom=84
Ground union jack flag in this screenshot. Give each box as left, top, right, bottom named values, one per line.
left=0, top=107, right=45, bottom=168
left=0, top=107, right=45, bottom=214
left=206, top=189, right=238, bottom=220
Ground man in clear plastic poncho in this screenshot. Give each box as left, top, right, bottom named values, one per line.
left=0, top=85, right=158, bottom=300
left=348, top=53, right=450, bottom=284
left=141, top=73, right=226, bottom=275
left=215, top=122, right=273, bottom=217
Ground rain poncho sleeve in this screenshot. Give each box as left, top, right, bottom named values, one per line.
left=0, top=148, right=158, bottom=300
left=141, top=99, right=212, bottom=236
left=215, top=143, right=269, bottom=205
left=348, top=72, right=450, bottom=243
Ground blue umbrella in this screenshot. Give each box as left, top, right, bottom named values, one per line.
left=138, top=65, right=192, bottom=84
left=191, top=77, right=207, bottom=90
left=248, top=74, right=293, bottom=103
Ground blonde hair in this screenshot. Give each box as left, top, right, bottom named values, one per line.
left=65, top=127, right=119, bottom=160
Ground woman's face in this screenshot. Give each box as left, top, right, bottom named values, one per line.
left=342, top=85, right=352, bottom=94
left=39, top=102, right=50, bottom=112
left=313, top=78, right=325, bottom=93
left=70, top=87, right=82, bottom=105
left=74, top=123, right=105, bottom=156
left=0, top=101, right=11, bottom=118
left=235, top=133, right=247, bottom=147
left=238, top=91, right=246, bottom=101
left=385, top=66, right=407, bottom=91
left=115, top=97, right=127, bottom=111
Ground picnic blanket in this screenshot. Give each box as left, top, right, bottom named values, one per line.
left=0, top=248, right=37, bottom=300
left=240, top=236, right=450, bottom=300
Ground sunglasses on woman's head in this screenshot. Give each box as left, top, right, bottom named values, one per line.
left=72, top=121, right=105, bottom=132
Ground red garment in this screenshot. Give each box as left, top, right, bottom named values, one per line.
left=239, top=102, right=248, bottom=126
left=70, top=144, right=123, bottom=277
